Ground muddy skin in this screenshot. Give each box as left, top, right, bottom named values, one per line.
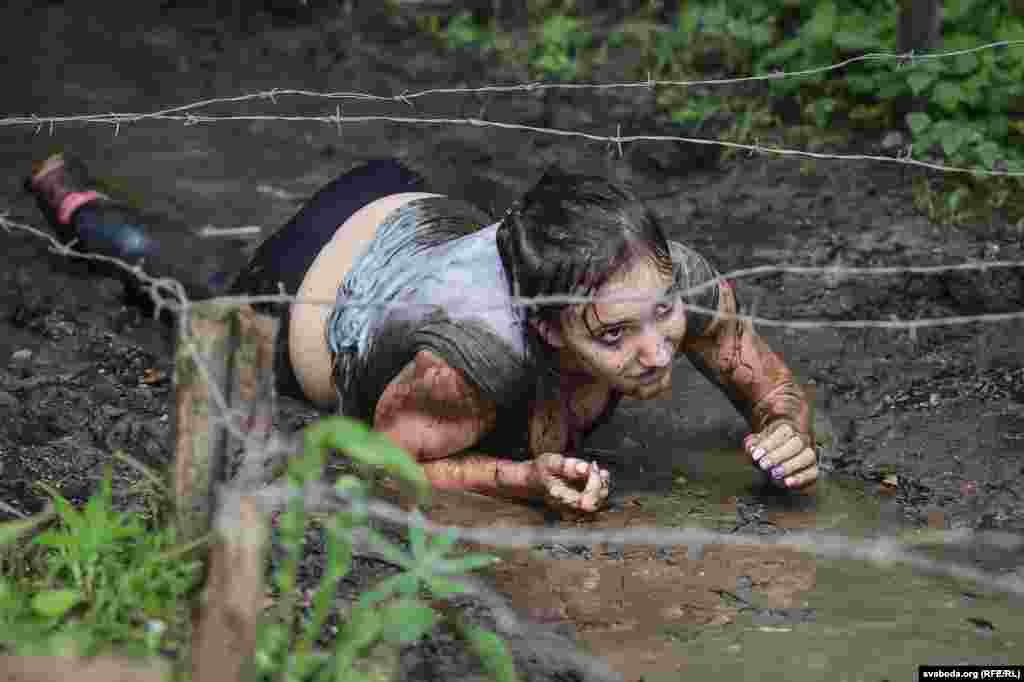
left=2, top=2, right=1024, bottom=681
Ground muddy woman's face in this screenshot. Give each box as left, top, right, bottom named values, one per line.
left=540, top=255, right=686, bottom=399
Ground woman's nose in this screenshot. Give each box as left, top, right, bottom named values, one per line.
left=637, top=331, right=672, bottom=368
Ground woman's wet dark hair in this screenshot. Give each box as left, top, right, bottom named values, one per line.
left=496, top=167, right=673, bottom=331
left=496, top=167, right=675, bottom=386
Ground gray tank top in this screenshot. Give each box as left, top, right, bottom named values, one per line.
left=325, top=202, right=723, bottom=425
left=326, top=214, right=532, bottom=422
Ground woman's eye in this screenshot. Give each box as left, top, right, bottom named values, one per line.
left=655, top=301, right=675, bottom=318
left=599, top=328, right=624, bottom=345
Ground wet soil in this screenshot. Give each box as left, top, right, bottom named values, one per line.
left=1, top=2, right=1023, bottom=680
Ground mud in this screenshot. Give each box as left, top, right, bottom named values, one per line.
left=2, top=1, right=1023, bottom=680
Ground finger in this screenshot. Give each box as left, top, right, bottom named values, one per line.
left=783, top=462, right=819, bottom=490
left=545, top=477, right=581, bottom=508
left=578, top=462, right=604, bottom=512
left=769, top=447, right=817, bottom=484
left=757, top=435, right=805, bottom=472
left=558, top=456, right=592, bottom=480
left=756, top=422, right=797, bottom=455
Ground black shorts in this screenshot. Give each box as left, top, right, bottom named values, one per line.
left=229, top=159, right=430, bottom=401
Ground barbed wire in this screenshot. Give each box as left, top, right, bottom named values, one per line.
left=250, top=480, right=1024, bottom=599
left=5, top=41, right=1024, bottom=177
left=4, top=40, right=1022, bottom=121
left=11, top=111, right=1024, bottom=178
left=3, top=212, right=1022, bottom=332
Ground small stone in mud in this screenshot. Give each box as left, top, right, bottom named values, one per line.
left=10, top=349, right=32, bottom=363
left=965, top=617, right=995, bottom=634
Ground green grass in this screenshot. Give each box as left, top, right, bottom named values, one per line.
left=0, top=416, right=517, bottom=682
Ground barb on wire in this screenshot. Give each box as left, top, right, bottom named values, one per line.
left=3, top=212, right=1024, bottom=331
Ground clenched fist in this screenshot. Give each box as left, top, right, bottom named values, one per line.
left=744, top=420, right=818, bottom=491
left=530, top=453, right=611, bottom=513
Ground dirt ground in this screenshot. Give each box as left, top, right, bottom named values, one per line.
left=2, top=2, right=1023, bottom=680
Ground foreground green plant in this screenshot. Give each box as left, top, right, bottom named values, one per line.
left=256, top=416, right=515, bottom=681
left=0, top=471, right=200, bottom=659
left=0, top=417, right=517, bottom=681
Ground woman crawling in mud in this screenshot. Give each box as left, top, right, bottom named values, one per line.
left=27, top=154, right=818, bottom=513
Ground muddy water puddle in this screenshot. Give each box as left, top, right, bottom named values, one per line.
left=415, top=449, right=1021, bottom=680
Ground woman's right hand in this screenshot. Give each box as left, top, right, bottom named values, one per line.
left=530, top=453, right=611, bottom=513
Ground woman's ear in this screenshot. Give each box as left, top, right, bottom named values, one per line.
left=530, top=317, right=566, bottom=348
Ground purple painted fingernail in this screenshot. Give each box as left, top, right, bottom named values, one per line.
left=771, top=465, right=784, bottom=480
left=752, top=447, right=765, bottom=460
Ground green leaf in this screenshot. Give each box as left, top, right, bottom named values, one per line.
left=408, top=511, right=427, bottom=561
left=952, top=52, right=979, bottom=75
left=434, top=553, right=499, bottom=575
left=960, top=73, right=987, bottom=108
left=749, top=23, right=774, bottom=47
left=757, top=38, right=803, bottom=68
left=360, top=574, right=413, bottom=605
left=807, top=1, right=837, bottom=44
left=941, top=126, right=971, bottom=158
left=810, top=98, right=836, bottom=128
left=976, top=141, right=1003, bottom=168
left=932, top=81, right=963, bottom=112
left=462, top=623, right=518, bottom=682
left=424, top=576, right=467, bottom=598
left=833, top=30, right=879, bottom=51
left=944, top=0, right=977, bottom=22
left=335, top=603, right=383, bottom=663
left=380, top=600, right=439, bottom=643
left=425, top=528, right=458, bottom=560
left=946, top=187, right=969, bottom=214
left=846, top=73, right=878, bottom=96
left=305, top=417, right=430, bottom=504
left=906, top=112, right=932, bottom=135
left=987, top=116, right=1009, bottom=140
left=877, top=78, right=908, bottom=99
left=907, top=71, right=936, bottom=96
left=31, top=589, right=81, bottom=618
left=33, top=529, right=71, bottom=551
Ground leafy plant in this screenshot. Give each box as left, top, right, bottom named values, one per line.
left=0, top=471, right=200, bottom=658
left=255, top=415, right=515, bottom=682
left=529, top=13, right=593, bottom=81
left=441, top=11, right=498, bottom=52
left=1, top=417, right=516, bottom=681
left=638, top=0, right=1024, bottom=222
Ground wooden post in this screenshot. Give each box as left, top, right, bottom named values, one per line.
left=0, top=656, right=169, bottom=682
left=190, top=494, right=267, bottom=682
left=172, top=303, right=280, bottom=681
left=896, top=0, right=942, bottom=123
left=172, top=303, right=237, bottom=545
left=172, top=302, right=280, bottom=543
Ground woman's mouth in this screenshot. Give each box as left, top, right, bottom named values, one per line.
left=631, top=367, right=666, bottom=384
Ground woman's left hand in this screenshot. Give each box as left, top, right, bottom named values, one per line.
left=744, top=420, right=818, bottom=491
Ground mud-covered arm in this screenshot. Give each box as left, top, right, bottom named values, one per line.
left=372, top=349, right=538, bottom=501
left=679, top=280, right=811, bottom=438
